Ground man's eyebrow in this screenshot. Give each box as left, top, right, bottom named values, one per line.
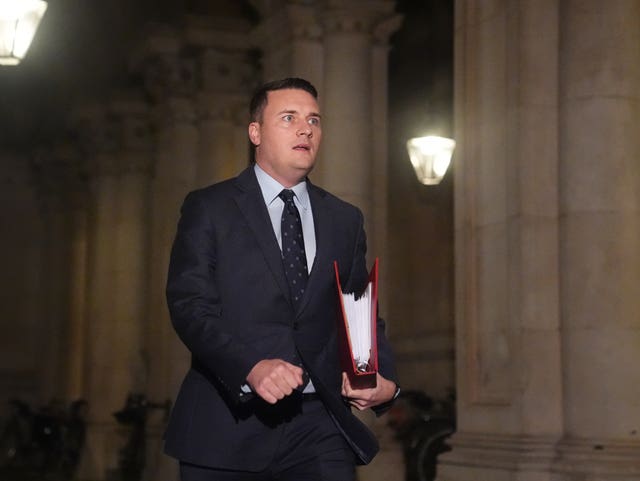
left=277, top=109, right=322, bottom=118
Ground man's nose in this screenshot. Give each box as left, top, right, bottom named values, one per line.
left=297, top=123, right=312, bottom=137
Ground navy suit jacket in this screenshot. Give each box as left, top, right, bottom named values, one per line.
left=164, top=166, right=397, bottom=470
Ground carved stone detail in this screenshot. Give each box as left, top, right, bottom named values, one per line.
left=252, top=1, right=323, bottom=49
left=143, top=54, right=198, bottom=101
left=200, top=48, right=256, bottom=94
left=72, top=105, right=120, bottom=158
left=322, top=0, right=397, bottom=36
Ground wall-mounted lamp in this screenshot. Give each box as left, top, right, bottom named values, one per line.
left=406, top=135, right=456, bottom=185
left=0, top=0, right=47, bottom=65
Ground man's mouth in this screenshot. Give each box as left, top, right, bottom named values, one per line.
left=293, top=144, right=311, bottom=151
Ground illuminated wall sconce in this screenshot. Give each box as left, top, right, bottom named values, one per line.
left=0, top=0, right=48, bottom=65
left=406, top=135, right=456, bottom=185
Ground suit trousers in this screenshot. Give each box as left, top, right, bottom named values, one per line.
left=179, top=396, right=356, bottom=481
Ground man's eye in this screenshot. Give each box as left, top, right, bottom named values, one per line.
left=308, top=117, right=320, bottom=126
left=283, top=115, right=293, bottom=122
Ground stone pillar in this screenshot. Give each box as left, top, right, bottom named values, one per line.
left=438, top=1, right=563, bottom=480
left=134, top=32, right=199, bottom=401
left=197, top=90, right=247, bottom=185
left=109, top=95, right=153, bottom=399
left=47, top=143, right=90, bottom=402
left=135, top=35, right=200, bottom=479
left=251, top=0, right=326, bottom=175
left=76, top=106, right=124, bottom=480
left=370, top=13, right=402, bottom=312
left=75, top=98, right=155, bottom=480
left=319, top=3, right=403, bottom=481
left=553, top=1, right=640, bottom=479
left=148, top=97, right=198, bottom=396
left=195, top=41, right=254, bottom=185
left=320, top=0, right=397, bottom=260
left=251, top=0, right=324, bottom=84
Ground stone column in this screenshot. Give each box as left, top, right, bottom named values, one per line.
left=109, top=95, right=153, bottom=400
left=320, top=0, right=397, bottom=260
left=319, top=3, right=403, bottom=481
left=438, top=1, right=563, bottom=480
left=133, top=32, right=199, bottom=401
left=251, top=0, right=326, bottom=176
left=197, top=91, right=247, bottom=185
left=75, top=98, right=155, bottom=480
left=251, top=0, right=324, bottom=85
left=135, top=38, right=200, bottom=480
left=75, top=106, right=123, bottom=481
left=47, top=143, right=90, bottom=402
left=148, top=97, right=198, bottom=397
left=370, top=13, right=402, bottom=313
left=195, top=44, right=254, bottom=185
left=552, top=1, right=640, bottom=479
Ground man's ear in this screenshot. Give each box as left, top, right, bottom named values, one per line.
left=248, top=122, right=260, bottom=146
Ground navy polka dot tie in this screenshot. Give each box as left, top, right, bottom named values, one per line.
left=279, top=189, right=308, bottom=305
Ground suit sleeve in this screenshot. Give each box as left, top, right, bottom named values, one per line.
left=166, top=191, right=263, bottom=401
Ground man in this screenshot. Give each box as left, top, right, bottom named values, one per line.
left=164, top=78, right=399, bottom=481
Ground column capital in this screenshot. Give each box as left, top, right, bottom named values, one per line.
left=289, top=3, right=323, bottom=42
left=182, top=15, right=258, bottom=97
left=71, top=104, right=119, bottom=158
left=73, top=99, right=155, bottom=178
left=252, top=1, right=323, bottom=45
left=372, top=12, right=403, bottom=46
left=183, top=13, right=254, bottom=50
left=322, top=0, right=397, bottom=35
left=129, top=23, right=198, bottom=102
left=108, top=93, right=154, bottom=156
left=142, top=53, right=198, bottom=102
left=199, top=47, right=256, bottom=94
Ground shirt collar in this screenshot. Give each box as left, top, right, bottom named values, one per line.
left=254, top=163, right=310, bottom=212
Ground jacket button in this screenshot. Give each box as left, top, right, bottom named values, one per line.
left=293, top=322, right=299, bottom=330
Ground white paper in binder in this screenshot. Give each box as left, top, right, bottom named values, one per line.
left=340, top=282, right=373, bottom=372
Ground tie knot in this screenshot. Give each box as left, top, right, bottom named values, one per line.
left=279, top=189, right=296, bottom=205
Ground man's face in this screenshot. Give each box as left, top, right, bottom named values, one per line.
left=249, top=88, right=322, bottom=187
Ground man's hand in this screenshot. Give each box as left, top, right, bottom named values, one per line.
left=247, top=359, right=304, bottom=404
left=341, top=372, right=397, bottom=410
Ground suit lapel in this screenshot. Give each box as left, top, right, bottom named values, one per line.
left=233, top=167, right=292, bottom=307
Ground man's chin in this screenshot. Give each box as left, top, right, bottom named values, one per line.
left=293, top=156, right=316, bottom=171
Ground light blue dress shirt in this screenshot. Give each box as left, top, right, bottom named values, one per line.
left=254, top=163, right=316, bottom=272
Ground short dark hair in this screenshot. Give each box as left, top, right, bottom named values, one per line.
left=249, top=77, right=318, bottom=123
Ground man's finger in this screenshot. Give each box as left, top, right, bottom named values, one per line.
left=341, top=372, right=350, bottom=396
left=284, top=363, right=305, bottom=387
left=272, top=362, right=304, bottom=390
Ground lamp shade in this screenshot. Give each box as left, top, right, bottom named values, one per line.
left=0, top=0, right=47, bottom=65
left=406, top=135, right=455, bottom=185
